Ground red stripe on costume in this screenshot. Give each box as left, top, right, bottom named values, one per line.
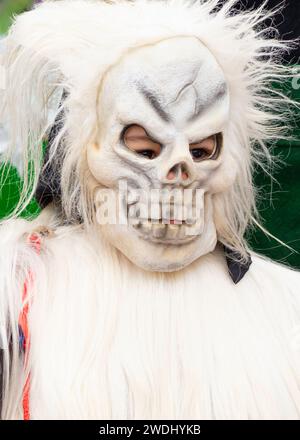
left=18, top=233, right=42, bottom=421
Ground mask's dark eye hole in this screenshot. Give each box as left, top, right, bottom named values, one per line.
left=138, top=150, right=157, bottom=159
left=190, top=148, right=209, bottom=160
left=189, top=133, right=221, bottom=162
left=123, top=125, right=161, bottom=159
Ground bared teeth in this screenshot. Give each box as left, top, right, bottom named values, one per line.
left=168, top=219, right=183, bottom=225
left=128, top=205, right=141, bottom=225
left=132, top=220, right=202, bottom=243
left=127, top=192, right=203, bottom=241
left=161, top=204, right=185, bottom=223
left=152, top=223, right=167, bottom=238
left=185, top=218, right=204, bottom=237
left=148, top=201, right=161, bottom=222
left=128, top=202, right=198, bottom=224
left=165, top=224, right=179, bottom=240
left=139, top=220, right=152, bottom=237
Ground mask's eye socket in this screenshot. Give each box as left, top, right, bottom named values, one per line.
left=189, top=133, right=221, bottom=162
left=122, top=125, right=161, bottom=160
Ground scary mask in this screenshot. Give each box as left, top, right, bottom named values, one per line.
left=87, top=37, right=237, bottom=272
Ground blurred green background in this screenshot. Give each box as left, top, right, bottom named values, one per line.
left=0, top=0, right=300, bottom=268
left=0, top=0, right=33, bottom=34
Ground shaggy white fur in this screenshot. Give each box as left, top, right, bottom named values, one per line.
left=0, top=0, right=300, bottom=420
left=1, top=209, right=300, bottom=419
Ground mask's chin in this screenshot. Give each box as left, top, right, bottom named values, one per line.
left=98, top=196, right=218, bottom=272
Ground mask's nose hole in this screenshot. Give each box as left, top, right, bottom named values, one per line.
left=166, top=163, right=189, bottom=182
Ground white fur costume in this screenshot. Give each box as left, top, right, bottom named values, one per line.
left=0, top=0, right=300, bottom=420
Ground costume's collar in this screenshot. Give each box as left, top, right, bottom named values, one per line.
left=223, top=245, right=252, bottom=284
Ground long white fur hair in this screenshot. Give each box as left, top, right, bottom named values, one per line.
left=0, top=0, right=298, bottom=258
left=1, top=0, right=300, bottom=420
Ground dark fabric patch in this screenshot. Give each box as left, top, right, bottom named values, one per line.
left=35, top=107, right=64, bottom=209
left=224, top=245, right=252, bottom=284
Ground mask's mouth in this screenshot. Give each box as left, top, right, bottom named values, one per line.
left=131, top=221, right=202, bottom=244
left=127, top=201, right=204, bottom=244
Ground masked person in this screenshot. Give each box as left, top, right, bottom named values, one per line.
left=0, top=0, right=300, bottom=420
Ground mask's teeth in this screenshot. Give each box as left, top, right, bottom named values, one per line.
left=148, top=201, right=161, bottom=222
left=165, top=224, right=180, bottom=240
left=161, top=204, right=186, bottom=224
left=128, top=205, right=141, bottom=225
left=139, top=221, right=152, bottom=236
left=152, top=223, right=167, bottom=239
left=127, top=194, right=202, bottom=241
left=185, top=218, right=204, bottom=236
left=185, top=217, right=197, bottom=225
left=178, top=224, right=188, bottom=240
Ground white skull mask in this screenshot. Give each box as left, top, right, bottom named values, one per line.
left=87, top=37, right=238, bottom=272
